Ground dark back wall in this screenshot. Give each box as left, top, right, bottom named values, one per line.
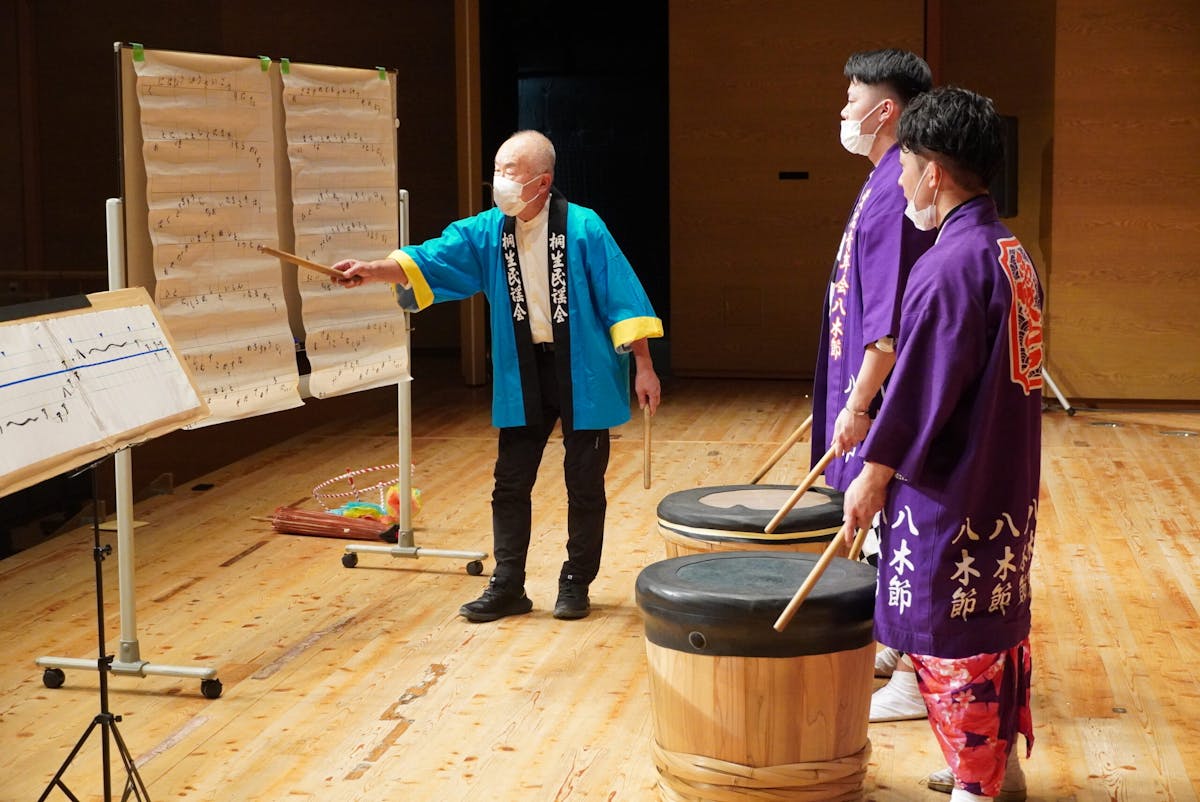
left=480, top=0, right=670, bottom=328
left=0, top=0, right=458, bottom=301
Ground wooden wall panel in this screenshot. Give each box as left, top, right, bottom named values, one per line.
left=938, top=1, right=1055, bottom=278
left=1050, top=1, right=1200, bottom=401
left=669, top=0, right=924, bottom=377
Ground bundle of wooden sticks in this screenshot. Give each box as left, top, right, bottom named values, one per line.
left=268, top=506, right=397, bottom=543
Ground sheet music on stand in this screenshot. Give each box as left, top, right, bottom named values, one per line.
left=0, top=287, right=208, bottom=497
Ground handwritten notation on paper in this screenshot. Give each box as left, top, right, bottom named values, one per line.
left=0, top=305, right=203, bottom=484
left=132, top=50, right=408, bottom=415
left=134, top=49, right=302, bottom=424
left=281, top=62, right=407, bottom=399
left=284, top=82, right=386, bottom=115
left=157, top=282, right=280, bottom=313
left=296, top=189, right=389, bottom=224
left=307, top=318, right=403, bottom=355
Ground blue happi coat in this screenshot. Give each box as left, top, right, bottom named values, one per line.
left=388, top=194, right=662, bottom=430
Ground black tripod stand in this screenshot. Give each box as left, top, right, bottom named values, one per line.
left=40, top=459, right=150, bottom=801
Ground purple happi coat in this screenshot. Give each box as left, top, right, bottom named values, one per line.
left=812, top=144, right=935, bottom=491
left=860, top=195, right=1044, bottom=659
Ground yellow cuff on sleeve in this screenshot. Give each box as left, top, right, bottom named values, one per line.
left=610, top=316, right=664, bottom=351
left=387, top=249, right=434, bottom=310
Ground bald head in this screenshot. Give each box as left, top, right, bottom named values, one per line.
left=495, top=130, right=556, bottom=180
left=492, top=130, right=556, bottom=220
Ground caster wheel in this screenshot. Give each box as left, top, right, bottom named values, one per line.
left=466, top=560, right=484, bottom=576
left=43, top=668, right=66, bottom=689
left=201, top=678, right=223, bottom=699
left=342, top=553, right=359, bottom=568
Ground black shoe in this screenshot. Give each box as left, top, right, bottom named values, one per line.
left=459, top=577, right=533, bottom=623
left=553, top=577, right=590, bottom=620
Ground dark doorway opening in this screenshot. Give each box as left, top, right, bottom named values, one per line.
left=479, top=1, right=670, bottom=333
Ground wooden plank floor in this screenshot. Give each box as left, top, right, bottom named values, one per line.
left=2, top=360, right=1198, bottom=801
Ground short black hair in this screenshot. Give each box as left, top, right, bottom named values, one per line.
left=898, top=86, right=1004, bottom=189
left=843, top=49, right=933, bottom=105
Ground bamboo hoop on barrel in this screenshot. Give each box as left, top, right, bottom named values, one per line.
left=774, top=526, right=866, bottom=632
left=750, top=413, right=813, bottom=484
left=764, top=444, right=836, bottom=534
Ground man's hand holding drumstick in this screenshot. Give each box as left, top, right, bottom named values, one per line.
left=631, top=338, right=661, bottom=417
left=630, top=337, right=661, bottom=488
left=329, top=257, right=411, bottom=289
left=837, top=459, right=894, bottom=547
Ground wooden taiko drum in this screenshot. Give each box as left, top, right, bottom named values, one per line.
left=657, top=484, right=843, bottom=558
left=636, top=551, right=875, bottom=801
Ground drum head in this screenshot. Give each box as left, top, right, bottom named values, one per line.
left=636, top=551, right=876, bottom=657
left=657, top=484, right=843, bottom=543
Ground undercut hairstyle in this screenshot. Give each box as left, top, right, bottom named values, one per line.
left=898, top=86, right=1004, bottom=190
left=510, top=129, right=557, bottom=176
left=843, top=49, right=933, bottom=105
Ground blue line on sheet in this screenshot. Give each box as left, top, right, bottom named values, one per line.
left=0, top=348, right=170, bottom=391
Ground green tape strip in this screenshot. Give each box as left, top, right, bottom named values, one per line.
left=377, top=66, right=386, bottom=80
left=281, top=58, right=290, bottom=75
left=131, top=43, right=145, bottom=62
left=259, top=55, right=270, bottom=72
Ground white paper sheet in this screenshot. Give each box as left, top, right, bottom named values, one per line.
left=282, top=63, right=409, bottom=398
left=1, top=303, right=204, bottom=495
left=134, top=49, right=302, bottom=424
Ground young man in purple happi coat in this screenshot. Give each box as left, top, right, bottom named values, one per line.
left=840, top=86, right=1043, bottom=802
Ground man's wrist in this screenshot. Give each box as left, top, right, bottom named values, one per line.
left=860, top=460, right=896, bottom=486
left=844, top=402, right=869, bottom=417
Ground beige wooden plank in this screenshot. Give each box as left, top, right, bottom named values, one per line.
left=2, top=371, right=1198, bottom=800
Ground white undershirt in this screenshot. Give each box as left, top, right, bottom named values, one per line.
left=515, top=201, right=553, bottom=344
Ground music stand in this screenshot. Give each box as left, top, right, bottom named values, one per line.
left=38, top=458, right=151, bottom=802
left=0, top=287, right=209, bottom=800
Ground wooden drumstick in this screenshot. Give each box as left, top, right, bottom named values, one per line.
left=643, top=405, right=652, bottom=490
left=774, top=527, right=864, bottom=632
left=259, top=245, right=344, bottom=278
left=847, top=524, right=869, bottom=562
left=764, top=444, right=836, bottom=534
left=750, top=413, right=813, bottom=484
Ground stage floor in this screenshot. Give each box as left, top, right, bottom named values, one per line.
left=2, top=366, right=1197, bottom=800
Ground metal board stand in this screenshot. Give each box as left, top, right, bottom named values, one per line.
left=341, top=190, right=488, bottom=574
left=1042, top=367, right=1075, bottom=415
left=36, top=199, right=223, bottom=699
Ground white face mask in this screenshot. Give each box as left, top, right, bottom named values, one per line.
left=492, top=174, right=542, bottom=216
left=904, top=163, right=940, bottom=231
left=839, top=99, right=887, bottom=156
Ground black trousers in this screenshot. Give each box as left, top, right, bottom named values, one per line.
left=491, top=349, right=610, bottom=588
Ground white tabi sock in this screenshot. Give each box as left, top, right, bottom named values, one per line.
left=869, top=666, right=927, bottom=722
left=950, top=788, right=991, bottom=802
left=874, top=645, right=901, bottom=677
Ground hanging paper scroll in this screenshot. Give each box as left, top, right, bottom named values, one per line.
left=281, top=62, right=408, bottom=398
left=133, top=48, right=302, bottom=424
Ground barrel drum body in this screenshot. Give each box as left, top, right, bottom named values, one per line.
left=656, top=485, right=844, bottom=559
left=636, top=552, right=876, bottom=801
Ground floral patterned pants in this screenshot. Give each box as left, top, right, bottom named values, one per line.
left=909, top=640, right=1033, bottom=798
